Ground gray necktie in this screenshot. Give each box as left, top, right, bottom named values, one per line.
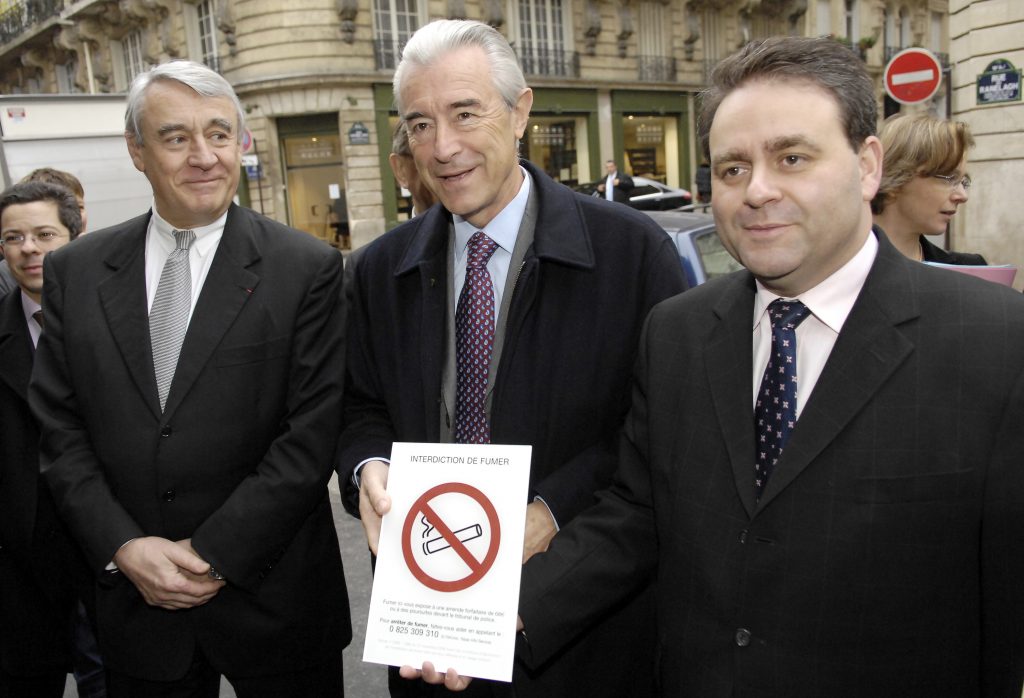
left=150, top=229, right=195, bottom=411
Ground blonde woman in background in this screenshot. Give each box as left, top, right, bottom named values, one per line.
left=872, top=113, right=987, bottom=264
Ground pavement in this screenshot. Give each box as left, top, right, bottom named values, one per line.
left=63, top=476, right=388, bottom=697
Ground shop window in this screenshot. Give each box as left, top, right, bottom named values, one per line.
left=523, top=118, right=580, bottom=184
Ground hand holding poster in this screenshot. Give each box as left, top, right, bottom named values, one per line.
left=363, top=442, right=531, bottom=682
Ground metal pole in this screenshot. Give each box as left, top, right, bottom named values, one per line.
left=84, top=41, right=95, bottom=94
left=252, top=135, right=265, bottom=215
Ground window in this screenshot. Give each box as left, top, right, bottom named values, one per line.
left=816, top=0, right=831, bottom=36
left=636, top=1, right=674, bottom=81
left=694, top=230, right=743, bottom=280
left=56, top=57, right=79, bottom=93
left=373, top=0, right=419, bottom=69
left=122, top=30, right=147, bottom=85
left=929, top=11, right=943, bottom=54
left=899, top=9, right=911, bottom=47
left=512, top=0, right=575, bottom=77
left=883, top=8, right=894, bottom=51
left=197, top=0, right=219, bottom=72
left=844, top=0, right=858, bottom=43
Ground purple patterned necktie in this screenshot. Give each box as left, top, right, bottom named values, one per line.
left=454, top=231, right=500, bottom=443
left=754, top=299, right=810, bottom=500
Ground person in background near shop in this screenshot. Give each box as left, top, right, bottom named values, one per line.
left=872, top=113, right=986, bottom=264
left=596, top=159, right=634, bottom=203
left=389, top=120, right=437, bottom=217
left=29, top=60, right=350, bottom=697
left=330, top=187, right=351, bottom=250
left=337, top=18, right=685, bottom=698
left=695, top=159, right=712, bottom=204
left=0, top=181, right=101, bottom=698
left=0, top=169, right=87, bottom=297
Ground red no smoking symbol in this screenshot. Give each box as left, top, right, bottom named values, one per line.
left=401, top=482, right=501, bottom=592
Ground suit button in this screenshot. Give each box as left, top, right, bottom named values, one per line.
left=160, top=426, right=172, bottom=437
left=162, top=490, right=176, bottom=502
left=738, top=529, right=748, bottom=544
left=735, top=628, right=751, bottom=647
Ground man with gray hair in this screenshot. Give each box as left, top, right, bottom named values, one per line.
left=30, top=60, right=350, bottom=696
left=337, top=18, right=685, bottom=698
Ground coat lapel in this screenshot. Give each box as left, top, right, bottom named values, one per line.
left=161, top=206, right=259, bottom=418
left=97, top=220, right=160, bottom=418
left=704, top=273, right=760, bottom=518
left=396, top=207, right=450, bottom=441
left=756, top=234, right=918, bottom=510
left=0, top=291, right=32, bottom=401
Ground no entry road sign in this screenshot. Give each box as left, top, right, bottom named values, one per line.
left=885, top=48, right=943, bottom=105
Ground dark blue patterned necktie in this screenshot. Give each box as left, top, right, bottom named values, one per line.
left=754, top=299, right=810, bottom=500
left=454, top=231, right=499, bottom=444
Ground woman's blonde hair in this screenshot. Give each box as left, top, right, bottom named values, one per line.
left=872, top=113, right=974, bottom=214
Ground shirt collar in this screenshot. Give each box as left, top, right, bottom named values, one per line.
left=19, top=288, right=41, bottom=322
left=150, top=204, right=228, bottom=260
left=753, top=229, right=878, bottom=334
left=454, top=167, right=531, bottom=260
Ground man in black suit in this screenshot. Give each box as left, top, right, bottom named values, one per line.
left=512, top=37, right=1024, bottom=696
left=29, top=60, right=350, bottom=697
left=595, top=159, right=634, bottom=204
left=0, top=181, right=86, bottom=697
left=337, top=19, right=685, bottom=698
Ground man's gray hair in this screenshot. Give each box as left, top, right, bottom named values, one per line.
left=393, top=19, right=526, bottom=116
left=125, top=60, right=245, bottom=145
left=391, top=120, right=411, bottom=157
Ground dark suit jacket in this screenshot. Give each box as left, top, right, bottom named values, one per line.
left=0, top=290, right=80, bottom=677
left=609, top=171, right=634, bottom=204
left=920, top=235, right=988, bottom=265
left=29, top=204, right=351, bottom=681
left=338, top=160, right=686, bottom=696
left=520, top=230, right=1024, bottom=697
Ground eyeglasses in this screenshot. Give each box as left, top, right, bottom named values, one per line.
left=931, top=173, right=972, bottom=191
left=0, top=230, right=67, bottom=248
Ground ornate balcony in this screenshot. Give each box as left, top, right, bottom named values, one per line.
left=373, top=39, right=405, bottom=71
left=638, top=55, right=676, bottom=82
left=516, top=46, right=579, bottom=78
left=0, top=0, right=63, bottom=46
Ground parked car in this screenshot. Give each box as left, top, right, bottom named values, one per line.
left=574, top=176, right=692, bottom=210
left=642, top=209, right=744, bottom=288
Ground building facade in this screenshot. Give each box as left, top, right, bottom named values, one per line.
left=949, top=0, right=1023, bottom=287
left=0, top=0, right=957, bottom=251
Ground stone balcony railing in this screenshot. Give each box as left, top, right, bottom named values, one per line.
left=0, top=0, right=64, bottom=46
left=638, top=55, right=676, bottom=82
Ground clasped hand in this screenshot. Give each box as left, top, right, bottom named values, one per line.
left=113, top=536, right=225, bottom=610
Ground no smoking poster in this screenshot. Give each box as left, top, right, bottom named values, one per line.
left=363, top=442, right=531, bottom=682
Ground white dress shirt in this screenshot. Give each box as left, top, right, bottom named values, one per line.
left=752, top=231, right=878, bottom=418
left=451, top=167, right=531, bottom=326
left=144, top=205, right=227, bottom=321
left=20, top=291, right=42, bottom=348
